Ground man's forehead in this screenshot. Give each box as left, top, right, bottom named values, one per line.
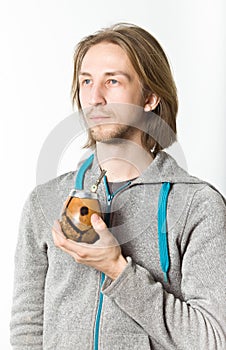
left=81, top=43, right=129, bottom=64
left=79, top=43, right=135, bottom=78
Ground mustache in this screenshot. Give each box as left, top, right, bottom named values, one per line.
left=84, top=106, right=116, bottom=118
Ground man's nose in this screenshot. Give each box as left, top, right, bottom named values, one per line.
left=89, top=84, right=106, bottom=106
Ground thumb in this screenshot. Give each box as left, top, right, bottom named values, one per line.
left=91, top=213, right=119, bottom=247
left=91, top=213, right=107, bottom=232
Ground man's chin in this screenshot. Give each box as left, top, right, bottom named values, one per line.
left=90, top=124, right=132, bottom=143
left=90, top=132, right=120, bottom=144
left=96, top=138, right=123, bottom=144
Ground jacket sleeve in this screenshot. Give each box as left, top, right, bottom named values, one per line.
left=102, top=186, right=226, bottom=349
left=10, top=188, right=48, bottom=350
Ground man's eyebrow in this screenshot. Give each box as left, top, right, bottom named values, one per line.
left=104, top=71, right=131, bottom=81
left=79, top=71, right=132, bottom=81
left=79, top=72, right=92, bottom=77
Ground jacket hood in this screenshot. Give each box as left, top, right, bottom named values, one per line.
left=88, top=150, right=208, bottom=186
left=133, top=151, right=207, bottom=185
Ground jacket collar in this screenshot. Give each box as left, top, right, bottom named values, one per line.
left=81, top=150, right=206, bottom=187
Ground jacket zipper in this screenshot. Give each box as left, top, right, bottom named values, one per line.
left=93, top=178, right=131, bottom=350
left=93, top=272, right=105, bottom=350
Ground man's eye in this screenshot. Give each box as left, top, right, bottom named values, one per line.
left=111, top=79, right=118, bottom=84
left=83, top=79, right=91, bottom=85
left=79, top=79, right=92, bottom=86
left=107, top=79, right=119, bottom=86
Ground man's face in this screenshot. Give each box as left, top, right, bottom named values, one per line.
left=78, top=42, right=146, bottom=143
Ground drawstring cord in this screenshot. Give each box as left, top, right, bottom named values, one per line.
left=75, top=154, right=94, bottom=189
left=158, top=182, right=171, bottom=282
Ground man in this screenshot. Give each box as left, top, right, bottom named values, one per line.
left=10, top=23, right=226, bottom=349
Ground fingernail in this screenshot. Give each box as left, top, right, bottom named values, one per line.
left=91, top=213, right=100, bottom=223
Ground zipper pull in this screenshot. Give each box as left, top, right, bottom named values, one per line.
left=107, top=194, right=112, bottom=205
left=90, top=169, right=107, bottom=193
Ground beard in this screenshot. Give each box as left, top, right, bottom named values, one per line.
left=81, top=104, right=145, bottom=146
left=89, top=123, right=139, bottom=144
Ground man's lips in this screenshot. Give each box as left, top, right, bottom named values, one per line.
left=89, top=115, right=111, bottom=119
left=88, top=115, right=112, bottom=123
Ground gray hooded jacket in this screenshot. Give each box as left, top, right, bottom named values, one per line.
left=10, top=151, right=226, bottom=349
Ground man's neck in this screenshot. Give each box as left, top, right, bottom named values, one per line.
left=96, top=140, right=153, bottom=182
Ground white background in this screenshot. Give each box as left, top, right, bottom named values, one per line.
left=1, top=0, right=225, bottom=348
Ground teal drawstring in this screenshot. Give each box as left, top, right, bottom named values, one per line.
left=75, top=154, right=94, bottom=190
left=157, top=182, right=171, bottom=282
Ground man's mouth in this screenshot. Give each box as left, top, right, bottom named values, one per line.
left=90, top=115, right=111, bottom=120
left=88, top=115, right=113, bottom=125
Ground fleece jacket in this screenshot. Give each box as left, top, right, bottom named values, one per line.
left=10, top=151, right=226, bottom=349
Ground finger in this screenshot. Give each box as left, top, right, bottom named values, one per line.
left=54, top=232, right=91, bottom=258
left=52, top=220, right=66, bottom=239
left=57, top=242, right=83, bottom=262
left=91, top=214, right=108, bottom=234
left=52, top=228, right=67, bottom=247
left=52, top=229, right=87, bottom=261
left=90, top=214, right=120, bottom=248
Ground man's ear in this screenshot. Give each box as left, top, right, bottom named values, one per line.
left=144, top=93, right=160, bottom=112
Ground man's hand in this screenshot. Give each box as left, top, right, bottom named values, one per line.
left=52, top=214, right=128, bottom=280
